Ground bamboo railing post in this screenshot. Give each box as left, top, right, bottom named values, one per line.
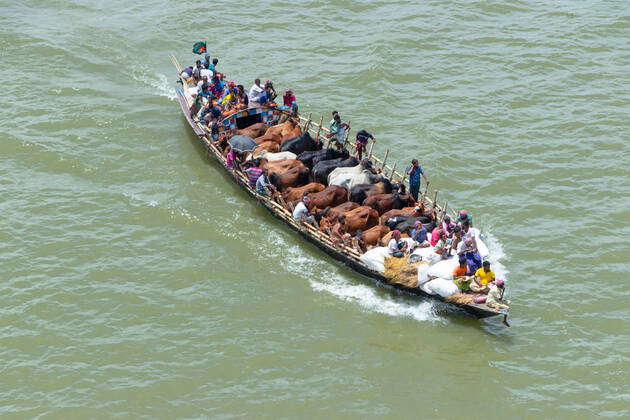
left=315, top=116, right=323, bottom=141
left=367, top=140, right=375, bottom=160
left=389, top=162, right=397, bottom=179
left=303, top=113, right=312, bottom=131
left=432, top=190, right=438, bottom=209
left=381, top=149, right=389, bottom=171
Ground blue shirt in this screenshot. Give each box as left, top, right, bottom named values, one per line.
left=407, top=165, right=424, bottom=185
left=411, top=226, right=427, bottom=243
left=259, top=91, right=269, bottom=104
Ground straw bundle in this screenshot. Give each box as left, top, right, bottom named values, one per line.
left=444, top=293, right=474, bottom=305
left=384, top=258, right=424, bottom=288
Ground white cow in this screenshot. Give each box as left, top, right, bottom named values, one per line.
left=256, top=151, right=297, bottom=162
left=328, top=161, right=382, bottom=190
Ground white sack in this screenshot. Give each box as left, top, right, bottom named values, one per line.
left=423, top=278, right=459, bottom=297
left=426, top=257, right=459, bottom=280
left=359, top=247, right=389, bottom=273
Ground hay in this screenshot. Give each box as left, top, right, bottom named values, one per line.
left=384, top=258, right=425, bottom=288
left=444, top=293, right=474, bottom=305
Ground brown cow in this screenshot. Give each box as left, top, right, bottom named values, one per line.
left=253, top=141, right=280, bottom=156
left=269, top=166, right=310, bottom=191
left=363, top=193, right=416, bottom=215
left=260, top=158, right=304, bottom=175
left=307, top=185, right=348, bottom=209
left=254, top=131, right=283, bottom=145
left=315, top=202, right=360, bottom=221
left=338, top=206, right=380, bottom=235
left=236, top=122, right=268, bottom=138
left=283, top=182, right=326, bottom=202
left=360, top=225, right=391, bottom=247
left=280, top=119, right=302, bottom=142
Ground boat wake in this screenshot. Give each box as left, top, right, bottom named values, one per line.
left=131, top=67, right=177, bottom=100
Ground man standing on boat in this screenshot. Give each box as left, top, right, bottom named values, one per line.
left=406, top=159, right=429, bottom=202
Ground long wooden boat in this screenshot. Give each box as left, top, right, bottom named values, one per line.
left=170, top=55, right=509, bottom=324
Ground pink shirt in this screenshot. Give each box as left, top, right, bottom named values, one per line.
left=283, top=93, right=296, bottom=107
left=226, top=150, right=235, bottom=167
left=430, top=227, right=441, bottom=247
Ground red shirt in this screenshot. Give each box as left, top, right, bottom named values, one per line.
left=283, top=93, right=296, bottom=107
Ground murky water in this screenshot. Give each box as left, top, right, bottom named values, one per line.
left=1, top=0, right=628, bottom=417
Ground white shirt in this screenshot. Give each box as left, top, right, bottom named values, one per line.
left=249, top=84, right=264, bottom=103
left=200, top=69, right=213, bottom=79
left=292, top=202, right=309, bottom=221
left=388, top=238, right=401, bottom=255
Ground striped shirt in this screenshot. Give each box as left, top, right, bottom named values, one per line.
left=245, top=167, right=263, bottom=187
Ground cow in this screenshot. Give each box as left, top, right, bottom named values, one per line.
left=336, top=206, right=380, bottom=235
left=312, top=156, right=359, bottom=185
left=379, top=204, right=434, bottom=225
left=384, top=216, right=436, bottom=235
left=314, top=202, right=360, bottom=222
left=236, top=122, right=268, bottom=138
left=259, top=158, right=304, bottom=175
left=280, top=118, right=302, bottom=142
left=298, top=148, right=346, bottom=169
left=328, top=159, right=383, bottom=190
left=360, top=225, right=391, bottom=247
left=283, top=182, right=326, bottom=203
left=349, top=179, right=394, bottom=203
left=280, top=132, right=320, bottom=155
left=269, top=166, right=310, bottom=191
left=254, top=130, right=283, bottom=145
left=362, top=193, right=416, bottom=214
left=252, top=141, right=280, bottom=156
left=306, top=185, right=348, bottom=209
left=257, top=151, right=297, bottom=162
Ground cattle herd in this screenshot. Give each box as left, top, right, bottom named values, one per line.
left=215, top=119, right=438, bottom=253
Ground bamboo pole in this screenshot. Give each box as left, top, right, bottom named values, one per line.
left=367, top=140, right=375, bottom=160
left=432, top=190, right=438, bottom=208
left=389, top=162, right=397, bottom=179
left=303, top=113, right=312, bottom=130
left=381, top=149, right=389, bottom=170
left=315, top=116, right=323, bottom=141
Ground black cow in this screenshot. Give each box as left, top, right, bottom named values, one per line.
left=384, top=216, right=435, bottom=234
left=312, top=157, right=360, bottom=185
left=297, top=148, right=346, bottom=169
left=280, top=132, right=320, bottom=155
left=349, top=179, right=393, bottom=203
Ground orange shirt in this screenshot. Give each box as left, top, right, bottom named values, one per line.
left=453, top=266, right=468, bottom=277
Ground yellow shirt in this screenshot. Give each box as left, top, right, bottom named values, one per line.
left=474, top=268, right=495, bottom=285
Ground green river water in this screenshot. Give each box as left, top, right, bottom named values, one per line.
left=1, top=1, right=629, bottom=418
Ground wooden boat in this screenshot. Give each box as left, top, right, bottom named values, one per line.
left=170, top=55, right=510, bottom=324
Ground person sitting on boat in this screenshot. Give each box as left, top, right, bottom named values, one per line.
left=352, top=230, right=367, bottom=254
left=249, top=78, right=265, bottom=108
left=442, top=215, right=455, bottom=237
left=201, top=103, right=222, bottom=126
left=210, top=76, right=225, bottom=97
left=292, top=196, right=315, bottom=224
left=237, top=85, right=249, bottom=108
left=204, top=57, right=218, bottom=73
left=258, top=84, right=273, bottom=107
left=433, top=231, right=452, bottom=257
left=448, top=225, right=463, bottom=255
left=430, top=223, right=443, bottom=247
left=388, top=230, right=408, bottom=258
left=453, top=256, right=472, bottom=291
left=181, top=66, right=194, bottom=81
left=190, top=93, right=204, bottom=118
left=200, top=63, right=213, bottom=80
left=458, top=210, right=473, bottom=227
left=471, top=261, right=494, bottom=293
left=192, top=60, right=203, bottom=81
left=355, top=129, right=374, bottom=161
left=244, top=164, right=263, bottom=188
left=264, top=80, right=277, bottom=102
left=331, top=215, right=352, bottom=247
left=486, top=279, right=510, bottom=310
left=256, top=168, right=277, bottom=197
left=458, top=237, right=482, bottom=273
left=461, top=220, right=476, bottom=243
left=410, top=220, right=430, bottom=248
left=283, top=89, right=296, bottom=107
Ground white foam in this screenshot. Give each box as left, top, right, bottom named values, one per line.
left=310, top=278, right=440, bottom=322
left=131, top=68, right=177, bottom=100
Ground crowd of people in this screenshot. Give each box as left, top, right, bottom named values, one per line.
left=179, top=52, right=506, bottom=308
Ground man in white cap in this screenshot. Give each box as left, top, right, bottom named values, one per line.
left=292, top=195, right=314, bottom=224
